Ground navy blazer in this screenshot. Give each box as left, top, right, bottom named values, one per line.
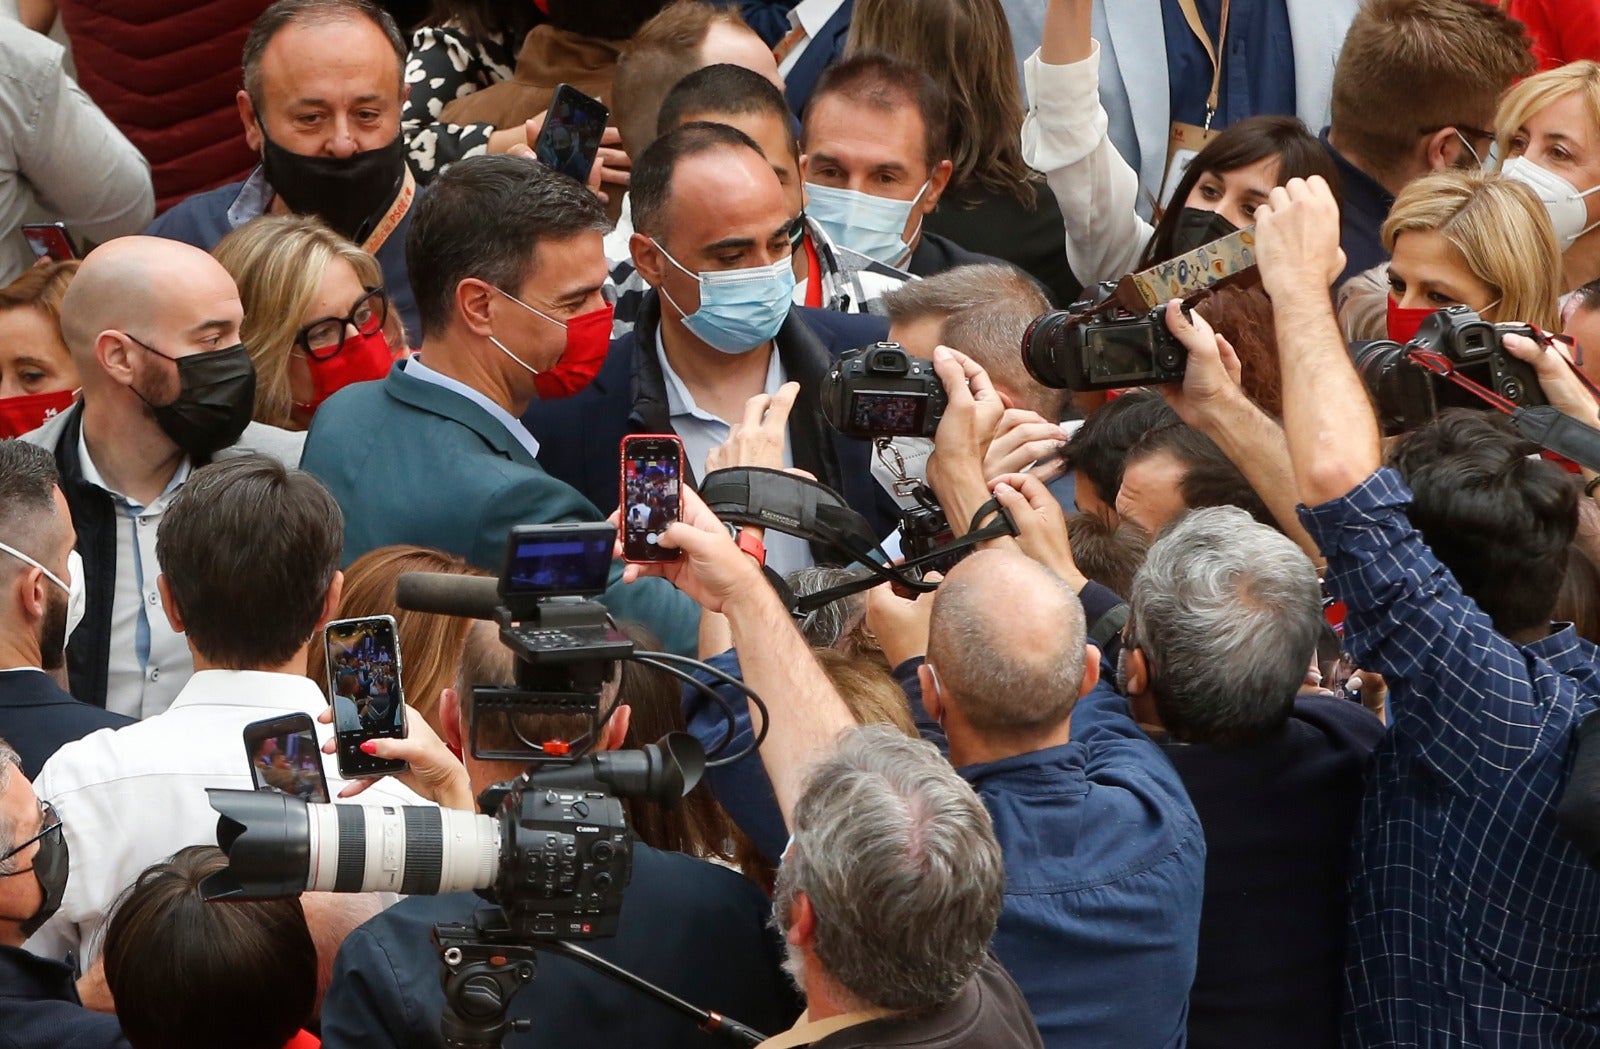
left=301, top=360, right=700, bottom=654
left=522, top=296, right=899, bottom=555
left=782, top=0, right=853, bottom=117
left=0, top=670, right=131, bottom=779
left=0, top=946, right=129, bottom=1049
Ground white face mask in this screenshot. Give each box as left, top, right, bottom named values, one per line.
left=0, top=543, right=85, bottom=648
left=1501, top=156, right=1600, bottom=250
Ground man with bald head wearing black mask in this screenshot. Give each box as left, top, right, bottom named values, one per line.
left=22, top=236, right=301, bottom=719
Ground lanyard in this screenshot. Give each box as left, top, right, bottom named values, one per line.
left=1174, top=0, right=1232, bottom=129
left=361, top=166, right=416, bottom=256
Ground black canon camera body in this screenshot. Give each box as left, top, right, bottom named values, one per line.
left=821, top=342, right=948, bottom=438
left=1022, top=282, right=1189, bottom=392
left=1351, top=305, right=1548, bottom=435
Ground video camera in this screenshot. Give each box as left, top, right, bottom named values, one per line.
left=820, top=342, right=948, bottom=438
left=202, top=523, right=769, bottom=1047
left=1021, top=281, right=1190, bottom=393
left=1351, top=305, right=1548, bottom=435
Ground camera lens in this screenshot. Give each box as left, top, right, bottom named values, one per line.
left=1021, top=311, right=1077, bottom=390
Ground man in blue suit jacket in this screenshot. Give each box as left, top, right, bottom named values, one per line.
left=523, top=123, right=897, bottom=576
left=302, top=156, right=699, bottom=655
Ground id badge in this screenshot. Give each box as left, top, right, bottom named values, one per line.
left=1160, top=121, right=1221, bottom=206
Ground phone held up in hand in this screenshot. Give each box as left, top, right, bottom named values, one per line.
left=322, top=614, right=409, bottom=779
left=533, top=83, right=609, bottom=184
left=620, top=434, right=685, bottom=564
left=243, top=712, right=330, bottom=803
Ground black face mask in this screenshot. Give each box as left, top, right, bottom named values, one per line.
left=18, top=829, right=67, bottom=939
left=259, top=129, right=408, bottom=243
left=130, top=338, right=258, bottom=459
left=1169, top=206, right=1240, bottom=256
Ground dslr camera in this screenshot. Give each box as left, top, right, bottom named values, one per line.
left=1022, top=282, right=1188, bottom=392
left=821, top=342, right=948, bottom=438
left=1351, top=305, right=1548, bottom=435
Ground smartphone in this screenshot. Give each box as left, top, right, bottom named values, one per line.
left=21, top=223, right=77, bottom=262
left=243, top=713, right=330, bottom=803
left=620, top=435, right=684, bottom=564
left=533, top=83, right=609, bottom=184
left=500, top=522, right=618, bottom=598
left=322, top=615, right=409, bottom=779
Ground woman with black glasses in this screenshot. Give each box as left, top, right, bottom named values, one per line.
left=214, top=215, right=404, bottom=431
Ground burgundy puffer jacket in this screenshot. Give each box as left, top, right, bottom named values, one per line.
left=58, top=0, right=270, bottom=213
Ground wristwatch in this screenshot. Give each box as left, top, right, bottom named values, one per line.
left=728, top=525, right=766, bottom=566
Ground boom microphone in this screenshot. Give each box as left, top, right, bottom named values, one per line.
left=395, top=572, right=502, bottom=620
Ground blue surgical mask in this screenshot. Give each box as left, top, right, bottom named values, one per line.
left=804, top=181, right=928, bottom=267
left=653, top=242, right=796, bottom=354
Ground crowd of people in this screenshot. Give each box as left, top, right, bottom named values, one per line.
left=4, top=0, right=1600, bottom=1047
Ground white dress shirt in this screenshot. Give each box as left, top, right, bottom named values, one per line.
left=655, top=333, right=812, bottom=577
left=776, top=0, right=848, bottom=79
left=77, top=428, right=194, bottom=720
left=27, top=669, right=428, bottom=967
left=0, top=21, right=154, bottom=286
left=406, top=356, right=542, bottom=460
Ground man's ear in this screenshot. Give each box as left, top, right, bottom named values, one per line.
left=630, top=232, right=667, bottom=291
left=1079, top=644, right=1102, bottom=698
left=238, top=90, right=264, bottom=153
left=785, top=890, right=816, bottom=948
left=441, top=686, right=465, bottom=753
left=798, top=152, right=811, bottom=180
left=1424, top=127, right=1465, bottom=173
left=456, top=278, right=498, bottom=339
left=601, top=704, right=631, bottom=751
left=922, top=159, right=955, bottom=212
left=918, top=662, right=942, bottom=723
left=157, top=574, right=184, bottom=634
left=316, top=571, right=344, bottom=635
left=96, top=331, right=137, bottom=387
left=1121, top=644, right=1149, bottom=697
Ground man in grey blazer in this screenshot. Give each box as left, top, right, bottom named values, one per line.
left=1089, top=0, right=1358, bottom=211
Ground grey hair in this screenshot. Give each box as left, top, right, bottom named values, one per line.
left=241, top=0, right=406, bottom=111
left=928, top=551, right=1089, bottom=739
left=1128, top=505, right=1322, bottom=746
left=786, top=566, right=868, bottom=649
left=0, top=739, right=23, bottom=876
left=772, top=726, right=1003, bottom=1010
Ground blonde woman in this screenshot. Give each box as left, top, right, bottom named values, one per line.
left=1381, top=169, right=1563, bottom=342
left=1496, top=62, right=1600, bottom=293
left=213, top=215, right=403, bottom=431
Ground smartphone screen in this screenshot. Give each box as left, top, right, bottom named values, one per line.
left=21, top=223, right=76, bottom=262
left=244, top=713, right=330, bottom=803
left=323, top=615, right=408, bottom=779
left=621, top=435, right=683, bottom=563
left=534, top=83, right=610, bottom=184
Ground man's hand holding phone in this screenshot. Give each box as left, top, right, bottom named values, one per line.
left=316, top=705, right=474, bottom=811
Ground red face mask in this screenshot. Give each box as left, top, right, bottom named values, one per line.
left=1386, top=297, right=1438, bottom=344
left=0, top=388, right=76, bottom=438
left=533, top=303, right=616, bottom=400
left=294, top=329, right=395, bottom=416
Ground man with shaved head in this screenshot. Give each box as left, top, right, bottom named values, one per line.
left=864, top=541, right=1200, bottom=1049
left=22, top=236, right=300, bottom=718
left=145, top=0, right=420, bottom=338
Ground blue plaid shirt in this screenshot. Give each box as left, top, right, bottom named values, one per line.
left=1299, top=468, right=1600, bottom=1048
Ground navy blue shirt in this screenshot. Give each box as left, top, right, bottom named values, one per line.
left=1163, top=0, right=1297, bottom=128
left=1322, top=129, right=1396, bottom=286
left=1300, top=468, right=1600, bottom=1047
left=0, top=946, right=129, bottom=1049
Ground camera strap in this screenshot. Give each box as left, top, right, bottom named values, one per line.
left=698, top=467, right=1019, bottom=614
left=1407, top=337, right=1600, bottom=471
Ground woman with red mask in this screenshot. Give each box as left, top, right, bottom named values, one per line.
left=1381, top=169, right=1563, bottom=344
left=0, top=261, right=80, bottom=439
left=214, top=215, right=404, bottom=431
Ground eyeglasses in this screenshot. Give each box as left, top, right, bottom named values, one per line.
left=294, top=288, right=389, bottom=361
left=0, top=801, right=60, bottom=872
left=1422, top=123, right=1496, bottom=145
